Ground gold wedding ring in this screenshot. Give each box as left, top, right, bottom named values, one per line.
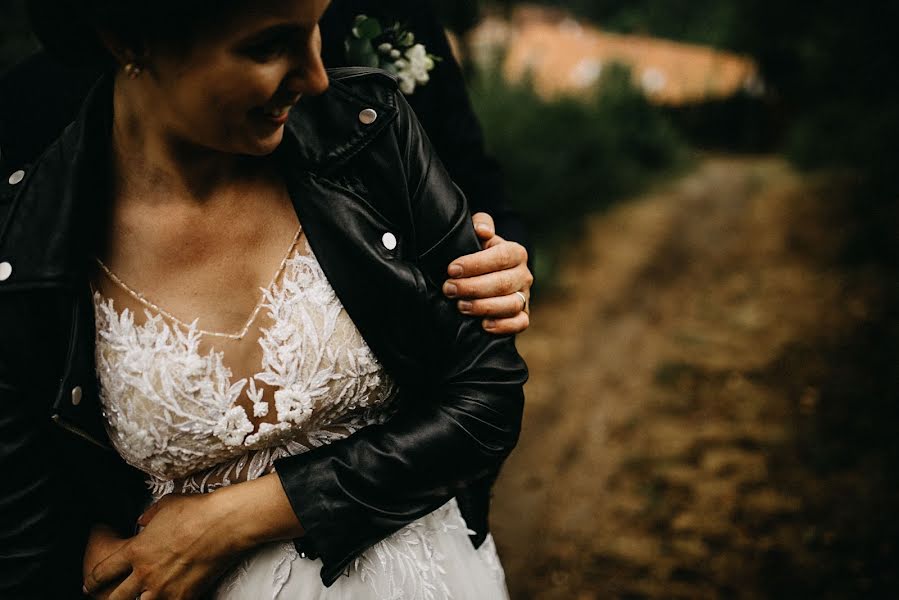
left=514, top=291, right=528, bottom=312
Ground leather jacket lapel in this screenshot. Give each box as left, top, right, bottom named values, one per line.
left=51, top=284, right=110, bottom=450
left=281, top=168, right=429, bottom=389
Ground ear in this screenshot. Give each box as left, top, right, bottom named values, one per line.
left=95, top=29, right=146, bottom=68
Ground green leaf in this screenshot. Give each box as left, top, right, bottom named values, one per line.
left=345, top=37, right=379, bottom=68
left=352, top=17, right=382, bottom=40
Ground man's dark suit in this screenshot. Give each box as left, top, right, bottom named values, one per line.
left=0, top=0, right=527, bottom=247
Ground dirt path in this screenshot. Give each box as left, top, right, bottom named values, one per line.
left=491, top=156, right=898, bottom=598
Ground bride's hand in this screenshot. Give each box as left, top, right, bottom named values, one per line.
left=443, top=212, right=533, bottom=335
left=82, top=493, right=245, bottom=600
left=83, top=475, right=302, bottom=599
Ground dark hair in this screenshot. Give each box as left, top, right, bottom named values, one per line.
left=26, top=0, right=246, bottom=67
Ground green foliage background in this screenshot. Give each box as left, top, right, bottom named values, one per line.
left=470, top=63, right=687, bottom=282
left=485, top=0, right=899, bottom=197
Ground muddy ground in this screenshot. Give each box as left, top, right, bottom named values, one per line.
left=491, top=156, right=899, bottom=599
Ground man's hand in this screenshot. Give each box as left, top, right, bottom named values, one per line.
left=443, top=212, right=533, bottom=335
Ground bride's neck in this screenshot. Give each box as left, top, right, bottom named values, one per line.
left=110, top=76, right=257, bottom=207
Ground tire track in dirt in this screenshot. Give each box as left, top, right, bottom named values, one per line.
left=491, top=156, right=890, bottom=598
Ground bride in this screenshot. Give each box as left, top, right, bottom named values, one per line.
left=0, top=0, right=528, bottom=598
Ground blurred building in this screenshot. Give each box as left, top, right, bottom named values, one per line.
left=469, top=4, right=762, bottom=105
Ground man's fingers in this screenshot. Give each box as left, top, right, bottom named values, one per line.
left=471, top=212, right=495, bottom=240
left=85, top=547, right=132, bottom=595
left=483, top=234, right=506, bottom=249
left=444, top=263, right=531, bottom=299
left=105, top=573, right=146, bottom=600
left=446, top=240, right=527, bottom=279
left=458, top=292, right=528, bottom=319
left=483, top=312, right=530, bottom=335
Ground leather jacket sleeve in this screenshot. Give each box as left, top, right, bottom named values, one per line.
left=273, top=92, right=528, bottom=586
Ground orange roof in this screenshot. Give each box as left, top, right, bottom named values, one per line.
left=469, top=10, right=762, bottom=105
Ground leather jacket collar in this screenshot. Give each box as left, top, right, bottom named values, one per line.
left=0, top=67, right=399, bottom=291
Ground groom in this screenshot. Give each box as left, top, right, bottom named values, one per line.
left=0, top=0, right=533, bottom=334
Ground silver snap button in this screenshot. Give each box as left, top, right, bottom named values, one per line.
left=359, top=108, right=378, bottom=125
left=0, top=261, right=11, bottom=281
left=8, top=170, right=25, bottom=185
left=381, top=232, right=397, bottom=250
left=71, top=386, right=83, bottom=406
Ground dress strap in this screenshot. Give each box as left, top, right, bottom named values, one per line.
left=94, top=225, right=303, bottom=340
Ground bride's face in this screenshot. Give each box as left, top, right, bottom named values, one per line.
left=132, top=0, right=331, bottom=156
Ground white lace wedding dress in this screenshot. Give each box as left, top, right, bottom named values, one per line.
left=92, top=229, right=510, bottom=599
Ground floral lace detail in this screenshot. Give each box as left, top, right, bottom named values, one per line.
left=353, top=499, right=472, bottom=599
left=215, top=499, right=500, bottom=600
left=94, top=240, right=397, bottom=485
left=146, top=410, right=391, bottom=501
left=476, top=534, right=507, bottom=586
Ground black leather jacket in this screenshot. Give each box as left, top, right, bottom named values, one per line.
left=0, top=68, right=527, bottom=596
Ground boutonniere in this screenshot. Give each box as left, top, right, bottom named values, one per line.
left=345, top=14, right=441, bottom=95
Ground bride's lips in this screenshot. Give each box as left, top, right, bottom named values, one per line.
left=255, top=96, right=302, bottom=125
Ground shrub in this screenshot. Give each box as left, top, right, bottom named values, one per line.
left=470, top=62, right=688, bottom=283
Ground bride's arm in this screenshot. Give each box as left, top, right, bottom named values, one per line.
left=83, top=474, right=301, bottom=599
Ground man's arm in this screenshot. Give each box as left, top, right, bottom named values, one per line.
left=320, top=1, right=533, bottom=334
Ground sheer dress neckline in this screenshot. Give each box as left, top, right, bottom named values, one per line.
left=92, top=236, right=398, bottom=494
left=93, top=225, right=303, bottom=340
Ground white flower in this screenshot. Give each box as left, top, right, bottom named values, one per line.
left=390, top=49, right=401, bottom=59
left=398, top=72, right=416, bottom=95
left=117, top=418, right=157, bottom=461
left=403, top=44, right=434, bottom=85
left=405, top=43, right=427, bottom=61
left=274, top=388, right=315, bottom=424
left=377, top=43, right=393, bottom=54
left=213, top=406, right=253, bottom=447
left=411, top=65, right=430, bottom=84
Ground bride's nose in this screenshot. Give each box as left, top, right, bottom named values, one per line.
left=284, top=29, right=329, bottom=97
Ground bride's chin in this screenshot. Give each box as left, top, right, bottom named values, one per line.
left=242, top=130, right=285, bottom=157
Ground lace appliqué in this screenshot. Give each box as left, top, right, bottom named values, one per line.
left=94, top=240, right=397, bottom=488
left=353, top=500, right=469, bottom=600
left=216, top=499, right=492, bottom=600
